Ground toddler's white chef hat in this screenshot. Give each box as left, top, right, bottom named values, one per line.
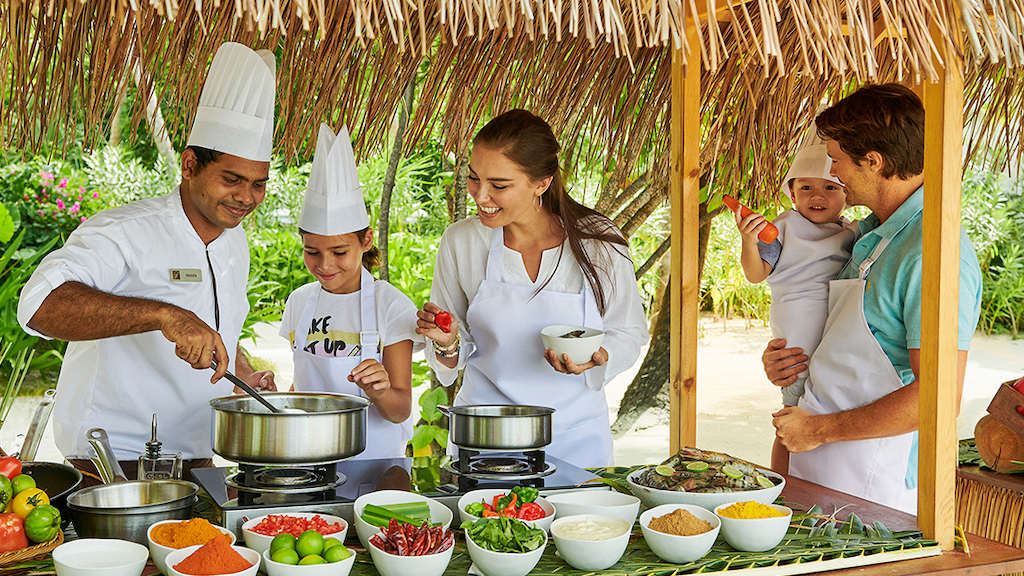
left=187, top=42, right=276, bottom=162
left=780, top=109, right=844, bottom=200
left=298, top=124, right=369, bottom=235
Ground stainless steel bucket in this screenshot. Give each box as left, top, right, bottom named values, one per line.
left=442, top=405, right=554, bottom=451
left=210, top=392, right=369, bottom=465
left=67, top=480, right=198, bottom=544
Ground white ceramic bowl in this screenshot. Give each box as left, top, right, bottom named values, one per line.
left=465, top=529, right=547, bottom=576
left=457, top=489, right=556, bottom=532
left=52, top=538, right=149, bottom=576
left=366, top=538, right=454, bottom=576
left=545, top=490, right=640, bottom=525
left=626, top=467, right=785, bottom=511
left=240, top=513, right=348, bottom=557
left=639, top=504, right=721, bottom=564
left=353, top=490, right=453, bottom=549
left=262, top=547, right=357, bottom=576
left=540, top=325, right=605, bottom=364
left=549, top=514, right=631, bottom=571
left=148, top=519, right=237, bottom=575
left=165, top=544, right=261, bottom=576
left=714, top=502, right=793, bottom=552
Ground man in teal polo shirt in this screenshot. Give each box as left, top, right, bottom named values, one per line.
left=763, top=84, right=982, bottom=513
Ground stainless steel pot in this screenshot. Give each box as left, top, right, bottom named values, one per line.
left=210, top=392, right=369, bottom=465
left=441, top=405, right=554, bottom=451
left=67, top=480, right=198, bottom=544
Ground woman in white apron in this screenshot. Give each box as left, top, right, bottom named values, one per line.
left=279, top=124, right=422, bottom=460
left=417, top=110, right=649, bottom=469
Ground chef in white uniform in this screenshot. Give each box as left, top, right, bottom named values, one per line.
left=17, top=42, right=278, bottom=482
left=417, top=110, right=649, bottom=469
left=764, top=84, right=982, bottom=513
left=280, top=124, right=422, bottom=459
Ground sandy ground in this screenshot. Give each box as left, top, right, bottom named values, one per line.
left=4, top=315, right=1023, bottom=469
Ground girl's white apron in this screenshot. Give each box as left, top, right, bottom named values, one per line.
left=292, top=267, right=411, bottom=459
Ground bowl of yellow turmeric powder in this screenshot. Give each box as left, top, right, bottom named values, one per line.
left=148, top=518, right=237, bottom=575
left=713, top=501, right=792, bottom=552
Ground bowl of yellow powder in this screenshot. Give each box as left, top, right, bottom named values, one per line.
left=713, top=501, right=792, bottom=552
left=148, top=518, right=236, bottom=575
left=638, top=504, right=720, bottom=563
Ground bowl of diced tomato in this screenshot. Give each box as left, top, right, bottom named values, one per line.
left=241, top=513, right=347, bottom=557
left=457, top=487, right=555, bottom=533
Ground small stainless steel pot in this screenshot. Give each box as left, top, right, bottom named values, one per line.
left=441, top=405, right=554, bottom=451
left=67, top=479, right=198, bottom=544
left=210, top=392, right=369, bottom=465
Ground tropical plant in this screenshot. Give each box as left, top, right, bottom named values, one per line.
left=0, top=160, right=100, bottom=250
left=82, top=145, right=175, bottom=208
left=961, top=168, right=1024, bottom=336
left=700, top=216, right=772, bottom=323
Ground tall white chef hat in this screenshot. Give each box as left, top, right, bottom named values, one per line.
left=780, top=108, right=844, bottom=200
left=186, top=42, right=276, bottom=162
left=298, top=124, right=369, bottom=235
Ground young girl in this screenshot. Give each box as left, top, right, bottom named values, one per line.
left=280, top=124, right=422, bottom=459
left=732, top=131, right=859, bottom=473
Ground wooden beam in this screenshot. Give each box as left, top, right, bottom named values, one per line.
left=669, top=27, right=701, bottom=454
left=918, top=3, right=964, bottom=550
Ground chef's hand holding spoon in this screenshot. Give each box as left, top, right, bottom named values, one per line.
left=161, top=307, right=229, bottom=383
left=544, top=347, right=609, bottom=375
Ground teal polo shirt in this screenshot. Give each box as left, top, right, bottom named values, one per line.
left=838, top=186, right=983, bottom=488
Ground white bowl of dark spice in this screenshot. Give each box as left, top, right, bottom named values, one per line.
left=639, top=504, right=720, bottom=563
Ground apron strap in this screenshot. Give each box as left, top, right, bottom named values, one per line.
left=293, top=285, right=321, bottom=352
left=358, top=267, right=379, bottom=363
left=858, top=237, right=892, bottom=280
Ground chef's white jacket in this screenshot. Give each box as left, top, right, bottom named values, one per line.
left=17, top=187, right=249, bottom=461
left=426, top=217, right=649, bottom=391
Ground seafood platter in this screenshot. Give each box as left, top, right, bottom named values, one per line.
left=626, top=447, right=786, bottom=510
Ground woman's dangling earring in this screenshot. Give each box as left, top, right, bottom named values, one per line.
left=534, top=194, right=543, bottom=212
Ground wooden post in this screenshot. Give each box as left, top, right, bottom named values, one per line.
left=669, top=26, right=701, bottom=453
left=918, top=5, right=964, bottom=549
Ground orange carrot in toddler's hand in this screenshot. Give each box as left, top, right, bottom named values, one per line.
left=723, top=196, right=779, bottom=243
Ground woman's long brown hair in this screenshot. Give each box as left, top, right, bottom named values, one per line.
left=474, top=109, right=629, bottom=315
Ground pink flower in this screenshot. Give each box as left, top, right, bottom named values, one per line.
left=40, top=171, right=54, bottom=181
left=81, top=216, right=87, bottom=223
left=56, top=199, right=65, bottom=209
left=77, top=195, right=83, bottom=201
left=58, top=177, right=68, bottom=189
left=79, top=186, right=86, bottom=194
left=69, top=202, right=80, bottom=214
left=43, top=193, right=49, bottom=199
left=92, top=192, right=99, bottom=199
left=37, top=209, right=44, bottom=215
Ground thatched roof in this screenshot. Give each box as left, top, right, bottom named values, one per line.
left=2, top=0, right=1022, bottom=203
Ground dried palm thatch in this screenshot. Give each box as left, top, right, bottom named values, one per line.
left=956, top=474, right=1024, bottom=569
left=2, top=0, right=1024, bottom=205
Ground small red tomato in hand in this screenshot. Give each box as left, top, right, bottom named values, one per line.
left=434, top=311, right=453, bottom=333
left=723, top=195, right=780, bottom=243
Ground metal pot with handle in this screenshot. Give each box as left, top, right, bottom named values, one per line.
left=210, top=392, right=369, bottom=465
left=440, top=405, right=554, bottom=451
left=68, top=428, right=198, bottom=545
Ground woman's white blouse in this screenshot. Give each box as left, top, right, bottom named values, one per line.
left=427, top=217, right=649, bottom=390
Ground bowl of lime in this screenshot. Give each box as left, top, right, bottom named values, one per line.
left=262, top=531, right=354, bottom=576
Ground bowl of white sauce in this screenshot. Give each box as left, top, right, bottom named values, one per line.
left=549, top=514, right=631, bottom=571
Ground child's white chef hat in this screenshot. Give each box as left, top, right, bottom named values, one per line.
left=780, top=110, right=844, bottom=200
left=298, top=124, right=369, bottom=235
left=187, top=43, right=276, bottom=162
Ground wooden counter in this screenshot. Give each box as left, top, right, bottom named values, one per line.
left=782, top=473, right=1024, bottom=576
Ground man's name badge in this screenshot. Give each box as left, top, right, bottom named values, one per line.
left=169, top=269, right=202, bottom=282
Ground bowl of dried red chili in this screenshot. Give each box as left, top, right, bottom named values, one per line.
left=366, top=519, right=455, bottom=576
left=241, top=513, right=347, bottom=558
left=165, top=537, right=260, bottom=576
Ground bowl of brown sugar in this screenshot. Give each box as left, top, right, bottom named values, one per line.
left=639, top=504, right=720, bottom=563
